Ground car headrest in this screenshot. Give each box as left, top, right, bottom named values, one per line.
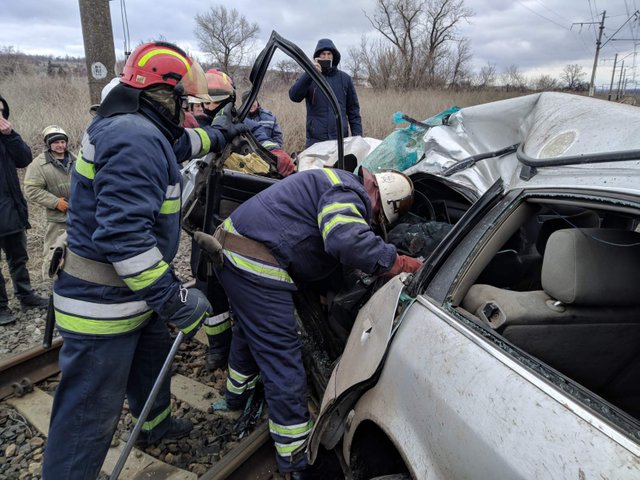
left=542, top=228, right=640, bottom=306
left=535, top=210, right=600, bottom=256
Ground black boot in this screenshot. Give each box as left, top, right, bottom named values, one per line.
left=135, top=417, right=192, bottom=446
left=206, top=349, right=229, bottom=371
left=19, top=292, right=48, bottom=310
left=0, top=307, right=16, bottom=326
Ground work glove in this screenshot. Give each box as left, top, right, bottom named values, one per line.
left=210, top=114, right=249, bottom=143
left=160, top=286, right=212, bottom=339
left=55, top=197, right=69, bottom=212
left=271, top=148, right=296, bottom=177
left=383, top=254, right=423, bottom=278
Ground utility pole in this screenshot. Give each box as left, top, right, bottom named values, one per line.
left=78, top=0, right=116, bottom=105
left=608, top=53, right=618, bottom=101
left=616, top=61, right=625, bottom=100
left=588, top=11, right=606, bottom=97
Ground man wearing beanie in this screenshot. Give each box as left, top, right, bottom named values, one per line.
left=0, top=95, right=48, bottom=326
left=24, top=125, right=74, bottom=280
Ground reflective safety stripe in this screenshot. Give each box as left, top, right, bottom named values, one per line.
left=321, top=214, right=368, bottom=240
left=322, top=168, right=341, bottom=185
left=138, top=49, right=190, bottom=70
left=222, top=217, right=238, bottom=233
left=223, top=250, right=293, bottom=284
left=122, top=261, right=169, bottom=291
left=317, top=202, right=361, bottom=227
left=226, top=367, right=259, bottom=395
left=186, top=128, right=211, bottom=157
left=274, top=439, right=306, bottom=457
left=269, top=419, right=313, bottom=439
left=55, top=308, right=153, bottom=335
left=75, top=152, right=95, bottom=180
left=262, top=141, right=278, bottom=149
left=132, top=405, right=171, bottom=432
left=166, top=183, right=181, bottom=198
left=159, top=198, right=180, bottom=214
left=113, top=248, right=163, bottom=277
left=181, top=311, right=207, bottom=335
left=54, top=292, right=149, bottom=318
left=204, top=311, right=231, bottom=336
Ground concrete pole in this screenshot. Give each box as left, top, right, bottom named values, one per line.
left=78, top=0, right=117, bottom=105
left=588, top=11, right=606, bottom=97
left=608, top=53, right=618, bottom=101
left=616, top=62, right=625, bottom=100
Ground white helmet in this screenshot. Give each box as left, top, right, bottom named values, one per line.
left=374, top=170, right=414, bottom=225
left=42, top=125, right=68, bottom=148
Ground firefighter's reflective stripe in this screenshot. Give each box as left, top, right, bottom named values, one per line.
left=223, top=250, right=293, bottom=283
left=132, top=405, right=171, bottom=432
left=122, top=261, right=169, bottom=291
left=262, top=140, right=278, bottom=150
left=221, top=218, right=292, bottom=283
left=53, top=292, right=153, bottom=335
left=321, top=214, right=368, bottom=240
left=204, top=311, right=231, bottom=336
left=113, top=247, right=164, bottom=277
left=186, top=128, right=211, bottom=158
left=322, top=168, right=341, bottom=185
left=75, top=133, right=96, bottom=180
left=274, top=439, right=306, bottom=457
left=269, top=419, right=313, bottom=439
left=159, top=182, right=181, bottom=215
left=226, top=367, right=259, bottom=395
left=138, top=48, right=190, bottom=69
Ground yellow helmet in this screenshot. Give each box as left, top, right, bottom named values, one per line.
left=42, top=125, right=68, bottom=148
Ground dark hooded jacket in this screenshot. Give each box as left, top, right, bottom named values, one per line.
left=0, top=95, right=32, bottom=237
left=289, top=38, right=363, bottom=148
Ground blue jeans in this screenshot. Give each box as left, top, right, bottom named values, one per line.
left=42, top=316, right=173, bottom=479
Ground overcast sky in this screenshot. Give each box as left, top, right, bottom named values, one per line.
left=2, top=0, right=640, bottom=89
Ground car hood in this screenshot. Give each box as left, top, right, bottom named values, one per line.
left=364, top=92, right=640, bottom=199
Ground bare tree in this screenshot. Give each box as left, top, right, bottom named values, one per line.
left=274, top=59, right=300, bottom=86
left=446, top=37, right=472, bottom=88
left=474, top=61, right=496, bottom=89
left=501, top=64, right=527, bottom=91
left=358, top=36, right=400, bottom=90
left=364, top=0, right=473, bottom=89
left=194, top=6, right=259, bottom=78
left=561, top=64, right=586, bottom=91
left=532, top=74, right=559, bottom=91
left=344, top=46, right=365, bottom=85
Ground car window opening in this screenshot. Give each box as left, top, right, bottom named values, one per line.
left=450, top=197, right=640, bottom=430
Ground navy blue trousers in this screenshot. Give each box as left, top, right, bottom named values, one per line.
left=218, top=263, right=312, bottom=473
left=42, top=316, right=173, bottom=479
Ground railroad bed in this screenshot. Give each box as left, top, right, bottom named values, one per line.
left=0, top=328, right=279, bottom=480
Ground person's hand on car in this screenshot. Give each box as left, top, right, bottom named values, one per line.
left=383, top=254, right=423, bottom=278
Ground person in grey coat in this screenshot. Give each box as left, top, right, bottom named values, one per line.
left=0, top=95, right=48, bottom=325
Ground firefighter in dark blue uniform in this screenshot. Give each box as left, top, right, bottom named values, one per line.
left=42, top=41, right=248, bottom=479
left=201, top=167, right=422, bottom=477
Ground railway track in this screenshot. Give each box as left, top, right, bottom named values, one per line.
left=0, top=330, right=279, bottom=479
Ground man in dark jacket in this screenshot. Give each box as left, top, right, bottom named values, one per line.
left=0, top=95, right=48, bottom=326
left=289, top=38, right=363, bottom=148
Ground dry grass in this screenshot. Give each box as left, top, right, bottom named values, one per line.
left=1, top=74, right=524, bottom=155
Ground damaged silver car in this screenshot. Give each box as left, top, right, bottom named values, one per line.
left=306, top=92, right=640, bottom=479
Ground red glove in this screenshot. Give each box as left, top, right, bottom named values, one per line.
left=271, top=149, right=296, bottom=177
left=383, top=254, right=423, bottom=278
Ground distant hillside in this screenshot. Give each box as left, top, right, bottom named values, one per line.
left=0, top=46, right=86, bottom=77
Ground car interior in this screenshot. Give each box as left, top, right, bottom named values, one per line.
left=451, top=197, right=640, bottom=424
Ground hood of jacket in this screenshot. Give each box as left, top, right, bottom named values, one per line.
left=313, top=38, right=341, bottom=67
left=0, top=96, right=9, bottom=119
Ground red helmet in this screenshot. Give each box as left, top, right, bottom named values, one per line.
left=205, top=69, right=235, bottom=103
left=120, top=41, right=209, bottom=100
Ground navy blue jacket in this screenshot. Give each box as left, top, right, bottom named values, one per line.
left=54, top=106, right=225, bottom=337
left=289, top=39, right=363, bottom=148
left=221, top=168, right=396, bottom=288
left=248, top=106, right=283, bottom=148
left=0, top=95, right=32, bottom=237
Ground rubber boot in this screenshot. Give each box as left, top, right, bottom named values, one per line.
left=205, top=324, right=232, bottom=371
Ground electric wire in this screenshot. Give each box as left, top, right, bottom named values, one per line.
left=515, top=0, right=571, bottom=30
